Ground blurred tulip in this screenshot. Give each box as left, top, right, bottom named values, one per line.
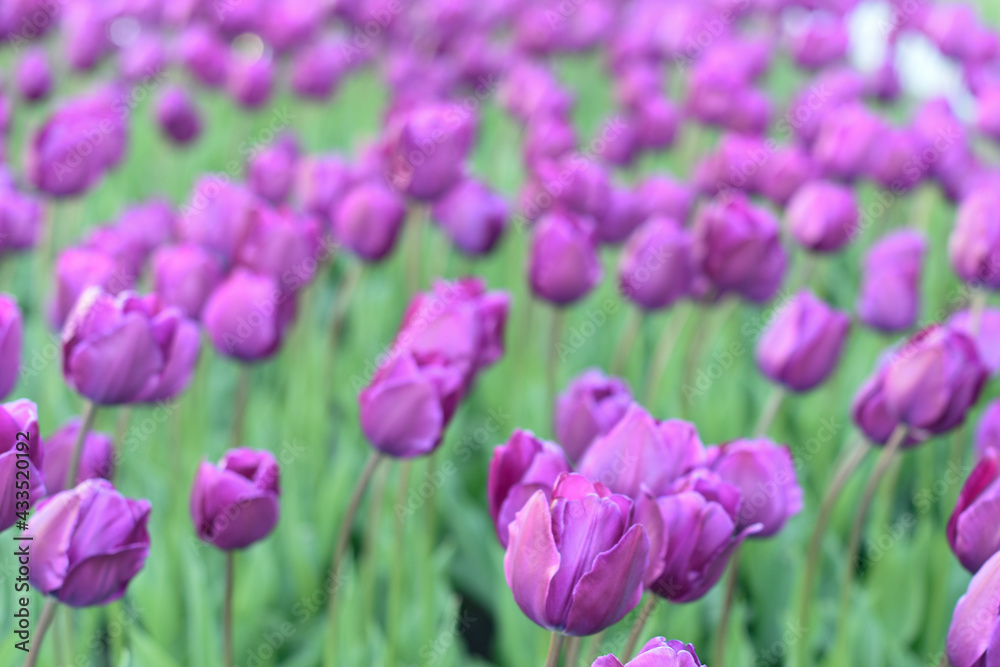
left=42, top=418, right=114, bottom=495
left=333, top=181, right=406, bottom=262
left=178, top=25, right=229, bottom=87
left=0, top=399, right=43, bottom=531
left=151, top=244, right=225, bottom=319
left=524, top=116, right=577, bottom=169
left=26, top=479, right=150, bottom=607
left=191, top=448, right=281, bottom=550
left=555, top=369, right=633, bottom=463
left=812, top=104, right=880, bottom=181
left=528, top=211, right=602, bottom=306
left=593, top=638, right=703, bottom=667
left=247, top=135, right=299, bottom=205
left=155, top=86, right=202, bottom=145
left=385, top=102, right=475, bottom=200
left=579, top=405, right=705, bottom=498
left=757, top=145, right=817, bottom=205
left=946, top=549, right=1000, bottom=667
left=228, top=55, right=274, bottom=109
left=867, top=127, right=924, bottom=192
left=598, top=186, right=645, bottom=245
left=618, top=219, right=694, bottom=310
left=707, top=438, right=803, bottom=537
left=693, top=193, right=788, bottom=303
left=632, top=96, right=679, bottom=150
left=789, top=16, right=849, bottom=70
left=118, top=37, right=166, bottom=83
left=296, top=155, right=353, bottom=219
left=16, top=47, right=52, bottom=102
left=50, top=248, right=131, bottom=331
left=977, top=401, right=1000, bottom=458
left=291, top=38, right=344, bottom=99
left=202, top=269, right=296, bottom=362
left=949, top=452, right=1000, bottom=573
left=487, top=430, right=571, bottom=547
left=857, top=230, right=926, bottom=332
left=638, top=175, right=696, bottom=223
left=504, top=474, right=651, bottom=635
left=785, top=181, right=858, bottom=253
left=0, top=188, right=42, bottom=256
left=756, top=291, right=851, bottom=392
left=176, top=178, right=258, bottom=266
left=431, top=178, right=507, bottom=256
left=63, top=289, right=201, bottom=405
left=238, top=208, right=321, bottom=294
left=948, top=308, right=1000, bottom=375
left=950, top=189, right=1000, bottom=287
left=0, top=295, right=22, bottom=399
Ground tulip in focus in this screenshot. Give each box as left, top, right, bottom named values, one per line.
left=26, top=479, right=150, bottom=607
left=191, top=448, right=281, bottom=550
left=948, top=452, right=1000, bottom=573
left=554, top=369, right=632, bottom=463
left=946, top=548, right=1000, bottom=667
left=0, top=399, right=43, bottom=531
left=593, top=638, right=703, bottom=667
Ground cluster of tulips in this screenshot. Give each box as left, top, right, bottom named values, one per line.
left=1, top=0, right=1000, bottom=664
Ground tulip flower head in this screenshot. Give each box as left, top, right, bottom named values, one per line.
left=593, top=638, right=703, bottom=667
left=0, top=399, right=43, bottom=531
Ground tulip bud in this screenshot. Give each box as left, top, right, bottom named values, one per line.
left=0, top=187, right=43, bottom=257
left=117, top=38, right=166, bottom=84
left=555, top=369, right=632, bottom=463
left=592, top=638, right=703, bottom=667
left=291, top=38, right=343, bottom=99
left=789, top=16, right=849, bottom=70
left=178, top=25, right=229, bottom=87
left=651, top=470, right=761, bottom=602
left=333, top=181, right=406, bottom=262
left=618, top=218, right=694, bottom=310
left=948, top=452, right=1000, bottom=573
left=26, top=479, right=150, bottom=607
left=812, top=104, right=880, bottom=181
left=757, top=145, right=817, bottom=206
left=385, top=102, right=475, bottom=200
left=487, top=430, right=571, bottom=547
left=191, top=448, right=281, bottom=550
left=0, top=295, right=22, bottom=399
left=946, top=548, right=1000, bottom=667
left=756, top=291, right=851, bottom=392
left=247, top=135, right=299, bottom=205
left=177, top=178, right=258, bottom=266
left=155, top=86, right=202, bottom=146
left=0, top=399, right=43, bottom=531
left=296, top=155, right=353, bottom=219
left=598, top=186, right=645, bottom=245
left=693, top=193, right=788, bottom=303
left=151, top=244, right=225, bottom=319
left=637, top=176, right=696, bottom=223
left=857, top=230, right=926, bottom=332
left=524, top=116, right=577, bottom=169
left=633, top=96, right=679, bottom=151
left=950, top=189, right=1000, bottom=288
left=528, top=211, right=602, bottom=306
left=785, top=181, right=858, bottom=253
left=228, top=56, right=274, bottom=109
left=977, top=401, right=1000, bottom=458
left=16, top=47, right=52, bottom=102
left=237, top=207, right=321, bottom=294
left=579, top=405, right=705, bottom=498
left=504, top=475, right=651, bottom=636
left=431, top=178, right=508, bottom=256
left=707, top=439, right=803, bottom=537
left=202, top=269, right=297, bottom=362
left=42, top=418, right=114, bottom=495
left=63, top=289, right=201, bottom=405
left=867, top=128, right=923, bottom=192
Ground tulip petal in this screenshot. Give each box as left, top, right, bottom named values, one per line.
left=27, top=489, right=83, bottom=593
left=948, top=550, right=1000, bottom=667
left=504, top=491, right=560, bottom=630
left=56, top=543, right=150, bottom=607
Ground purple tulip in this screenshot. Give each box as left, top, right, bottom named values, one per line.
left=62, top=4, right=112, bottom=72
left=948, top=452, right=1000, bottom=573
left=579, top=405, right=705, bottom=498
left=694, top=133, right=767, bottom=196
left=0, top=1, right=61, bottom=41
left=913, top=98, right=976, bottom=202
left=593, top=638, right=703, bottom=667
left=528, top=212, right=602, bottom=306
left=598, top=186, right=645, bottom=245
left=852, top=368, right=924, bottom=448
left=504, top=474, right=651, bottom=636
left=0, top=187, right=43, bottom=256
left=785, top=181, right=858, bottom=253
left=651, top=469, right=760, bottom=602
left=638, top=176, right=696, bottom=224
left=632, top=96, right=680, bottom=151
left=50, top=248, right=132, bottom=331
left=0, top=399, right=43, bottom=531
left=247, top=135, right=299, bottom=205
left=191, top=448, right=281, bottom=551
left=788, top=69, right=864, bottom=147
left=924, top=3, right=996, bottom=63
left=291, top=38, right=344, bottom=100
left=117, top=200, right=174, bottom=259
left=296, top=155, right=353, bottom=219
left=948, top=308, right=1000, bottom=375
left=756, top=291, right=851, bottom=392
left=757, top=145, right=817, bottom=206
left=16, top=47, right=52, bottom=102
left=692, top=193, right=788, bottom=303
left=118, top=37, right=166, bottom=84
left=385, top=102, right=476, bottom=200
left=178, top=25, right=229, bottom=87
left=976, top=85, right=1000, bottom=143
left=812, top=104, right=880, bottom=181
left=500, top=61, right=574, bottom=122
left=228, top=56, right=274, bottom=109
left=431, top=178, right=507, bottom=256
left=488, top=430, right=571, bottom=547
left=789, top=16, right=849, bottom=70
left=554, top=370, right=633, bottom=463
left=866, top=127, right=924, bottom=192
left=237, top=207, right=321, bottom=294
left=63, top=290, right=201, bottom=405
left=42, top=418, right=114, bottom=495
left=202, top=269, right=296, bottom=362
left=151, top=244, right=225, bottom=319
left=0, top=295, right=22, bottom=399
left=946, top=548, right=1000, bottom=667
left=618, top=219, right=694, bottom=310
left=333, top=181, right=406, bottom=262
left=545, top=157, right=612, bottom=222
left=950, top=189, right=1000, bottom=288
left=707, top=439, right=803, bottom=537
left=155, top=86, right=202, bottom=146
left=25, top=479, right=149, bottom=607
left=176, top=178, right=258, bottom=266
left=977, top=401, right=1000, bottom=458
left=857, top=230, right=926, bottom=332
left=524, top=116, right=577, bottom=169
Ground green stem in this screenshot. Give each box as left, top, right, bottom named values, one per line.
left=623, top=596, right=659, bottom=660
left=224, top=552, right=235, bottom=667
left=66, top=401, right=98, bottom=489
left=753, top=386, right=786, bottom=437
left=610, top=308, right=643, bottom=375
left=713, top=548, right=741, bottom=666
left=547, top=308, right=564, bottom=410
left=564, top=636, right=582, bottom=667
left=24, top=598, right=59, bottom=667
left=643, top=305, right=692, bottom=408
left=545, top=632, right=566, bottom=667
left=229, top=365, right=252, bottom=449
